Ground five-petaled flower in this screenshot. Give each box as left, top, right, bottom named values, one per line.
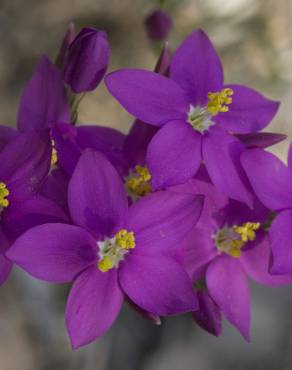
left=105, top=29, right=279, bottom=206
left=7, top=150, right=204, bottom=348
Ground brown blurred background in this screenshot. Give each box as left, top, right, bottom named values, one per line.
left=1, top=0, right=292, bottom=369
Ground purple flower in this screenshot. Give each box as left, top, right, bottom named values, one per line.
left=176, top=175, right=292, bottom=340
left=145, top=9, right=173, bottom=41
left=105, top=29, right=279, bottom=205
left=7, top=150, right=204, bottom=348
left=63, top=27, right=110, bottom=93
left=241, top=147, right=292, bottom=275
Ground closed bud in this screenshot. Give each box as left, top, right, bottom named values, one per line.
left=63, top=27, right=110, bottom=93
left=145, top=9, right=172, bottom=41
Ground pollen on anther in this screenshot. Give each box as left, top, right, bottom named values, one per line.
left=0, top=182, right=9, bottom=209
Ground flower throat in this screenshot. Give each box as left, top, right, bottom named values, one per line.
left=187, top=88, right=234, bottom=133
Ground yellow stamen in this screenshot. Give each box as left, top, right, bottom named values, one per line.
left=214, top=221, right=260, bottom=258
left=233, top=222, right=260, bottom=243
left=125, top=165, right=152, bottom=199
left=97, top=229, right=136, bottom=272
left=0, top=182, right=9, bottom=208
left=115, top=229, right=135, bottom=249
left=51, top=140, right=58, bottom=166
left=207, top=88, right=234, bottom=116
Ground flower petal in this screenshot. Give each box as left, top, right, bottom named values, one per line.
left=0, top=125, right=18, bottom=151
left=41, top=168, right=69, bottom=211
left=6, top=223, right=97, bottom=283
left=124, top=120, right=158, bottom=168
left=0, top=131, right=51, bottom=201
left=216, top=84, right=279, bottom=133
left=17, top=56, right=69, bottom=132
left=192, top=290, right=222, bottom=337
left=68, top=149, right=128, bottom=239
left=105, top=69, right=189, bottom=126
left=241, top=148, right=292, bottom=211
left=181, top=227, right=217, bottom=279
left=76, top=125, right=128, bottom=176
left=269, top=210, right=292, bottom=275
left=169, top=176, right=229, bottom=226
left=241, top=232, right=292, bottom=286
left=170, top=29, right=223, bottom=105
left=235, top=132, right=287, bottom=149
left=66, top=266, right=123, bottom=349
left=119, top=254, right=197, bottom=315
left=206, top=255, right=250, bottom=341
left=146, top=121, right=202, bottom=189
left=203, top=127, right=253, bottom=206
left=51, top=123, right=81, bottom=176
left=3, top=195, right=69, bottom=238
left=128, top=191, right=204, bottom=256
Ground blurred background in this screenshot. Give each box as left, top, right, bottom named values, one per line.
left=1, top=0, right=292, bottom=369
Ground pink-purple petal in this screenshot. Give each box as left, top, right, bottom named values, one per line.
left=119, top=254, right=197, bottom=315
left=76, top=125, right=128, bottom=176
left=241, top=232, right=292, bottom=286
left=192, top=290, right=222, bottom=337
left=3, top=195, right=69, bottom=238
left=241, top=148, right=292, bottom=211
left=216, top=84, right=279, bottom=134
left=269, top=210, right=292, bottom=275
left=181, top=227, right=217, bottom=279
left=146, top=121, right=202, bottom=189
left=203, top=127, right=253, bottom=206
left=66, top=266, right=123, bottom=349
left=170, top=29, right=223, bottom=105
left=105, top=69, right=189, bottom=126
left=6, top=223, right=97, bottom=283
left=206, top=255, right=250, bottom=341
left=124, top=120, right=158, bottom=168
left=0, top=131, right=51, bottom=201
left=68, top=149, right=128, bottom=239
left=0, top=124, right=18, bottom=151
left=235, top=132, right=287, bottom=149
left=128, top=191, right=204, bottom=256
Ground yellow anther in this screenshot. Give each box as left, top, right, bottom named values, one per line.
left=98, top=256, right=114, bottom=272
left=0, top=182, right=9, bottom=209
left=233, top=222, right=260, bottom=243
left=115, top=229, right=135, bottom=249
left=125, top=166, right=152, bottom=199
left=51, top=140, right=58, bottom=166
left=214, top=221, right=260, bottom=258
left=135, top=165, right=151, bottom=182
left=207, top=88, right=234, bottom=116
left=97, top=229, right=136, bottom=272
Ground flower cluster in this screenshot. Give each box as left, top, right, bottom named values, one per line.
left=1, top=22, right=291, bottom=350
